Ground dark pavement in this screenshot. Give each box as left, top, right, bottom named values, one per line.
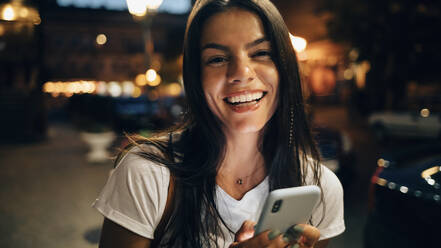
left=0, top=105, right=379, bottom=247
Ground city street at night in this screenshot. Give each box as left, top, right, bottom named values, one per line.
left=1, top=0, right=440, bottom=247
left=0, top=105, right=379, bottom=248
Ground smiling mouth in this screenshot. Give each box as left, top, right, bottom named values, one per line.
left=223, top=91, right=267, bottom=105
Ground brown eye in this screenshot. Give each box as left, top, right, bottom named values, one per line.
left=252, top=50, right=272, bottom=59
left=206, top=56, right=228, bottom=65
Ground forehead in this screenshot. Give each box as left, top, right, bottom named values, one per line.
left=200, top=8, right=266, bottom=45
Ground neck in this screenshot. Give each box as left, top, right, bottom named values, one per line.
left=216, top=130, right=267, bottom=199
left=220, top=131, right=264, bottom=174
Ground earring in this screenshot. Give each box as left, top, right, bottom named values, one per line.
left=288, top=105, right=294, bottom=148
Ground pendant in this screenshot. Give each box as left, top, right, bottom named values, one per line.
left=237, top=179, right=243, bottom=185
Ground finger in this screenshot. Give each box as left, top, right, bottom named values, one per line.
left=256, top=230, right=289, bottom=248
left=294, top=224, right=320, bottom=247
left=235, top=220, right=256, bottom=242
left=284, top=225, right=304, bottom=243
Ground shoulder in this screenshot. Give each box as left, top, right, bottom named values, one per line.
left=93, top=144, right=171, bottom=239
left=113, top=144, right=171, bottom=183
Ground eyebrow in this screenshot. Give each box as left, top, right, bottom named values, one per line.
left=201, top=37, right=269, bottom=52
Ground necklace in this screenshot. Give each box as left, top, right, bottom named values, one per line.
left=230, top=166, right=265, bottom=186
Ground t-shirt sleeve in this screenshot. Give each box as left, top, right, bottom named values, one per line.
left=309, top=164, right=345, bottom=240
left=92, top=147, right=170, bottom=239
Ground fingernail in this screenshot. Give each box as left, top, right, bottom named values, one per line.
left=268, top=229, right=281, bottom=240
left=292, top=224, right=304, bottom=234
left=290, top=244, right=300, bottom=248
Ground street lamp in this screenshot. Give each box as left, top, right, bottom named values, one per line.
left=126, top=0, right=163, bottom=68
left=0, top=0, right=41, bottom=25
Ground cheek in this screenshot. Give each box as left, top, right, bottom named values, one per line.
left=201, top=68, right=225, bottom=97
left=257, top=65, right=279, bottom=94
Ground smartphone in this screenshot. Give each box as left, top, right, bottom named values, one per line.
left=254, top=185, right=321, bottom=234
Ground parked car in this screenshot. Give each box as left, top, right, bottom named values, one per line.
left=313, top=126, right=356, bottom=187
left=368, top=108, right=441, bottom=141
left=364, top=141, right=441, bottom=248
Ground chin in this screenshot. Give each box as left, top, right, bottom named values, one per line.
left=226, top=120, right=267, bottom=134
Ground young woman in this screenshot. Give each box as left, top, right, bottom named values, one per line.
left=94, top=0, right=345, bottom=247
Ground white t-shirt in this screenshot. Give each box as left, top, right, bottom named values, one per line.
left=93, top=146, right=345, bottom=247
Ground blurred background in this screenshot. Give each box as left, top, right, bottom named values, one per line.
left=0, top=0, right=440, bottom=247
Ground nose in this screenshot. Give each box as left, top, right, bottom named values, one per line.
left=227, top=55, right=254, bottom=84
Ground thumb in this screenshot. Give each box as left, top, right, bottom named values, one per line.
left=235, top=220, right=256, bottom=242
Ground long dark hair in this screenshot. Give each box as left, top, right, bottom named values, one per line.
left=124, top=0, right=322, bottom=247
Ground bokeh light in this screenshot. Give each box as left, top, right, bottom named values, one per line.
left=135, top=73, right=147, bottom=86
left=107, top=81, right=122, bottom=97
left=2, top=5, right=16, bottom=21
left=132, top=86, right=142, bottom=98
left=121, top=81, right=135, bottom=97
left=167, top=82, right=182, bottom=97
left=289, top=33, right=307, bottom=52
left=96, top=34, right=107, bottom=45
left=420, top=108, right=430, bottom=118
left=146, top=69, right=157, bottom=82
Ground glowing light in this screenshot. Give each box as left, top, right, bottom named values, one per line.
left=146, top=69, right=157, bottom=82
left=2, top=5, right=16, bottom=21
left=81, top=81, right=96, bottom=93
left=421, top=166, right=440, bottom=178
left=33, top=17, right=41, bottom=25
left=146, top=69, right=161, bottom=87
left=96, top=34, right=107, bottom=45
left=122, top=81, right=135, bottom=97
left=167, top=83, right=182, bottom=97
left=399, top=186, right=408, bottom=193
left=135, top=73, right=148, bottom=86
left=132, top=86, right=142, bottom=98
left=387, top=182, right=396, bottom=189
left=297, top=51, right=307, bottom=61
left=43, top=82, right=54, bottom=93
left=107, top=81, right=122, bottom=97
left=377, top=158, right=389, bottom=168
left=0, top=24, right=4, bottom=36
left=376, top=178, right=387, bottom=186
left=427, top=178, right=435, bottom=186
left=96, top=81, right=107, bottom=96
left=126, top=0, right=147, bottom=17
left=19, top=7, right=28, bottom=18
left=289, top=33, right=307, bottom=52
left=349, top=49, right=359, bottom=61
left=146, top=0, right=164, bottom=10
left=343, top=69, right=354, bottom=80
left=420, top=108, right=430, bottom=118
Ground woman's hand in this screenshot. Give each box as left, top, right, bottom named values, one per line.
left=229, top=221, right=320, bottom=248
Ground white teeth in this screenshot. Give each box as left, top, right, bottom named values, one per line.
left=226, top=92, right=264, bottom=104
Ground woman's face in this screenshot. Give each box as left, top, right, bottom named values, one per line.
left=200, top=9, right=279, bottom=135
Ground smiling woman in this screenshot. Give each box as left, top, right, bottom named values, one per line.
left=201, top=9, right=279, bottom=135
left=93, top=0, right=345, bottom=247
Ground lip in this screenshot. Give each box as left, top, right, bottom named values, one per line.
left=223, top=90, right=266, bottom=113
left=229, top=99, right=262, bottom=113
